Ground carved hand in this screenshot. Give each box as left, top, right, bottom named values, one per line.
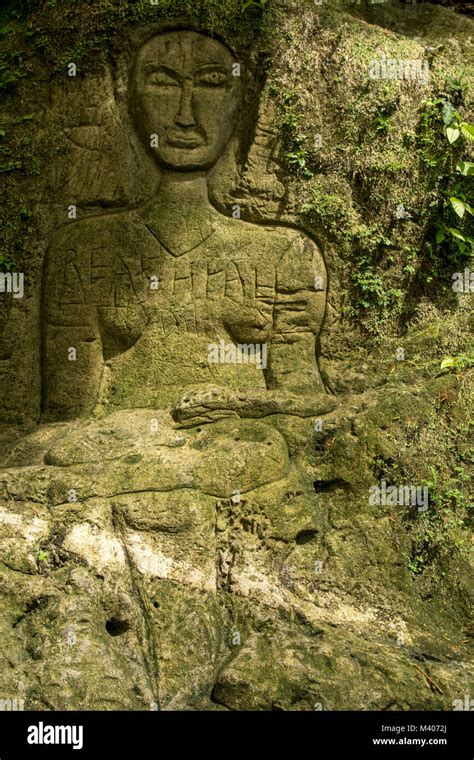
left=172, top=384, right=337, bottom=427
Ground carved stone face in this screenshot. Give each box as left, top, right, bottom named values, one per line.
left=132, top=31, right=241, bottom=171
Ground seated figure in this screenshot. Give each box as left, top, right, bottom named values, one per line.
left=1, top=27, right=467, bottom=715
left=1, top=30, right=336, bottom=710
left=42, top=30, right=331, bottom=430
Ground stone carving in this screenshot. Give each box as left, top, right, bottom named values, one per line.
left=42, top=30, right=330, bottom=422
left=4, top=25, right=469, bottom=713
left=0, top=30, right=339, bottom=709
left=1, top=2, right=472, bottom=714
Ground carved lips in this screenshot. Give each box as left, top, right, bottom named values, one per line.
left=167, top=132, right=203, bottom=149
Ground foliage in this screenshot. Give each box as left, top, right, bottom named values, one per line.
left=275, top=91, right=314, bottom=179
left=407, top=465, right=471, bottom=576
left=439, top=350, right=474, bottom=373
left=417, top=97, right=474, bottom=276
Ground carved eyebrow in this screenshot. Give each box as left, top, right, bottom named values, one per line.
left=194, top=64, right=229, bottom=74
left=142, top=64, right=182, bottom=81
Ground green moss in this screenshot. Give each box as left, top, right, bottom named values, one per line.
left=371, top=381, right=473, bottom=597
left=259, top=2, right=474, bottom=335
left=406, top=463, right=471, bottom=582
left=0, top=116, right=40, bottom=270
left=301, top=186, right=353, bottom=240
left=271, top=89, right=315, bottom=178
left=1, top=0, right=270, bottom=84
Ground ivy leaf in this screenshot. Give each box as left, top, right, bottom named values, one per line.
left=446, top=127, right=460, bottom=143
left=449, top=197, right=465, bottom=218
left=456, top=161, right=474, bottom=176
left=440, top=357, right=458, bottom=370
left=460, top=123, right=474, bottom=141
left=435, top=229, right=445, bottom=244
left=447, top=227, right=466, bottom=241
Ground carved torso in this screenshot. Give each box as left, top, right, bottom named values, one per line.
left=43, top=203, right=326, bottom=411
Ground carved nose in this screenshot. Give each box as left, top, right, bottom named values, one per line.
left=175, top=82, right=195, bottom=127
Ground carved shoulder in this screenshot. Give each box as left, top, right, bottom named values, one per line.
left=275, top=228, right=326, bottom=294
left=43, top=214, right=135, bottom=315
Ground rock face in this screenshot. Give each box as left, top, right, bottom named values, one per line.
left=0, top=4, right=472, bottom=711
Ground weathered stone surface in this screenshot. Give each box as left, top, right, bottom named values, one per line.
left=0, top=5, right=472, bottom=712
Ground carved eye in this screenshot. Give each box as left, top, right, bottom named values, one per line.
left=195, top=70, right=228, bottom=88
left=146, top=71, right=180, bottom=87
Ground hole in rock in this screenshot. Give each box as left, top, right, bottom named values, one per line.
left=313, top=479, right=346, bottom=493
left=105, top=618, right=131, bottom=637
left=295, top=529, right=318, bottom=544
left=124, top=454, right=142, bottom=464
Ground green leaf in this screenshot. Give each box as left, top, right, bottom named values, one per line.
left=449, top=197, right=465, bottom=218
left=446, top=127, right=460, bottom=143
left=442, top=102, right=455, bottom=125
left=440, top=354, right=473, bottom=373
left=0, top=161, right=21, bottom=173
left=435, top=229, right=445, bottom=244
left=440, top=357, right=457, bottom=370
left=460, top=123, right=474, bottom=141
left=447, top=227, right=466, bottom=241
left=456, top=161, right=474, bottom=176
